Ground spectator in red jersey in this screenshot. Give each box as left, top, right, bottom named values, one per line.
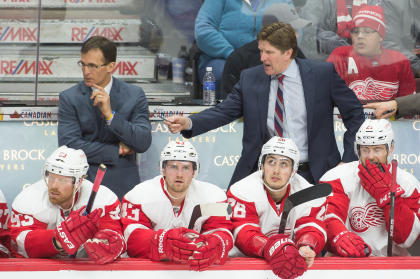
left=327, top=5, right=416, bottom=102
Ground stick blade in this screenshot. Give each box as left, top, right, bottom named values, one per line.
left=287, top=183, right=332, bottom=207
left=188, top=203, right=231, bottom=230
left=278, top=183, right=332, bottom=234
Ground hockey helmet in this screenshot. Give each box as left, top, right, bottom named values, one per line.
left=258, top=136, right=300, bottom=173
left=160, top=141, right=199, bottom=173
left=43, top=145, right=89, bottom=191
left=354, top=119, right=394, bottom=157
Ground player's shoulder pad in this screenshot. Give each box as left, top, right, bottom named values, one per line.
left=320, top=161, right=358, bottom=182
left=189, top=179, right=227, bottom=203
left=78, top=180, right=119, bottom=207
left=228, top=171, right=266, bottom=202
left=123, top=176, right=163, bottom=204
left=396, top=167, right=420, bottom=196
left=11, top=180, right=48, bottom=215
left=0, top=189, right=6, bottom=203
left=289, top=173, right=313, bottom=194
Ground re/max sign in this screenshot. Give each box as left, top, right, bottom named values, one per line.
left=0, top=60, right=53, bottom=75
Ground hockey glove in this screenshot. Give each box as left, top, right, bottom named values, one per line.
left=54, top=206, right=101, bottom=255
left=358, top=160, right=404, bottom=207
left=331, top=230, right=371, bottom=257
left=85, top=229, right=125, bottom=264
left=263, top=234, right=307, bottom=279
left=188, top=232, right=232, bottom=271
left=150, top=227, right=199, bottom=263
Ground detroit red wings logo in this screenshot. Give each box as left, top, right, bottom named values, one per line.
left=349, top=202, right=385, bottom=233
left=350, top=77, right=399, bottom=100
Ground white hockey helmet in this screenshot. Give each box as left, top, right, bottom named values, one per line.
left=258, top=136, right=300, bottom=173
left=160, top=141, right=199, bottom=173
left=43, top=145, right=89, bottom=191
left=354, top=119, right=394, bottom=157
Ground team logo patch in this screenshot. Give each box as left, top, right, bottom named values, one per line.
left=349, top=202, right=385, bottom=232
left=350, top=77, right=399, bottom=100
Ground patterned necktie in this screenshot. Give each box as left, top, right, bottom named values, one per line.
left=274, top=75, right=285, bottom=137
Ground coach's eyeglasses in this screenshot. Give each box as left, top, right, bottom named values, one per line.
left=77, top=60, right=109, bottom=71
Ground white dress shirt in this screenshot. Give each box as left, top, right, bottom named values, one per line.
left=267, top=60, right=308, bottom=162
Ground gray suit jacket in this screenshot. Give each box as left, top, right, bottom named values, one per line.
left=182, top=58, right=364, bottom=187
left=396, top=93, right=420, bottom=118
left=58, top=77, right=152, bottom=199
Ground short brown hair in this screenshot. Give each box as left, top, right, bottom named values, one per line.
left=257, top=22, right=298, bottom=59
left=81, top=36, right=117, bottom=64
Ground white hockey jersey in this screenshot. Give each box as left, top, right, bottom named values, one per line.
left=121, top=176, right=233, bottom=258
left=320, top=161, right=420, bottom=256
left=227, top=171, right=327, bottom=256
left=9, top=179, right=121, bottom=258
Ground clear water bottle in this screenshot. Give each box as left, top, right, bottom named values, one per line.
left=203, top=67, right=216, bottom=105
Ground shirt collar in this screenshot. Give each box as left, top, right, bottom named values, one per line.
left=271, top=59, right=298, bottom=80
left=91, top=76, right=113, bottom=95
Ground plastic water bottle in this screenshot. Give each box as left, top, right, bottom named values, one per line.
left=203, top=67, right=216, bottom=105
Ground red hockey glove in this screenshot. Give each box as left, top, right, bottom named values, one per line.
left=150, top=227, right=199, bottom=263
left=188, top=232, right=231, bottom=271
left=84, top=229, right=126, bottom=264
left=54, top=206, right=101, bottom=255
left=0, top=243, right=10, bottom=258
left=331, top=230, right=371, bottom=257
left=263, top=234, right=307, bottom=279
left=358, top=160, right=405, bottom=207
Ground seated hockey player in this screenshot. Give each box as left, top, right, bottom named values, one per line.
left=320, top=119, right=420, bottom=256
left=0, top=189, right=10, bottom=258
left=9, top=146, right=125, bottom=263
left=227, top=136, right=327, bottom=279
left=121, top=141, right=233, bottom=270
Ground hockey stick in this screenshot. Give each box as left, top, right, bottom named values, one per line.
left=279, top=183, right=332, bottom=234
left=387, top=159, right=398, bottom=257
left=84, top=164, right=107, bottom=215
left=188, top=203, right=232, bottom=230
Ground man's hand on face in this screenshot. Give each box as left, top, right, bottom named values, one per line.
left=91, top=84, right=112, bottom=119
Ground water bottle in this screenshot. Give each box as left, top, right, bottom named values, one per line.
left=172, top=45, right=188, bottom=83
left=203, top=67, right=216, bottom=105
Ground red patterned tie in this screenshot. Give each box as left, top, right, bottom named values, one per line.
left=274, top=75, right=285, bottom=137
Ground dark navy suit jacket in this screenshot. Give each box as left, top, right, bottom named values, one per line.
left=58, top=77, right=152, bottom=199
left=182, top=58, right=364, bottom=187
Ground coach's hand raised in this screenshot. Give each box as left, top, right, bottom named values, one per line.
left=164, top=116, right=192, bottom=134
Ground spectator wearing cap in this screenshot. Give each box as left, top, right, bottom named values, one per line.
left=195, top=0, right=295, bottom=100
left=220, top=3, right=311, bottom=99
left=299, top=0, right=382, bottom=60
left=327, top=5, right=416, bottom=102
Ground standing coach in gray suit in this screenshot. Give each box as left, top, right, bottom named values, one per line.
left=58, top=36, right=152, bottom=199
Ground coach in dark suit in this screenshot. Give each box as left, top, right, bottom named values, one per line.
left=58, top=36, right=152, bottom=199
left=165, top=23, right=364, bottom=187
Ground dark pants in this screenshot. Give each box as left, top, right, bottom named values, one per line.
left=297, top=162, right=315, bottom=184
